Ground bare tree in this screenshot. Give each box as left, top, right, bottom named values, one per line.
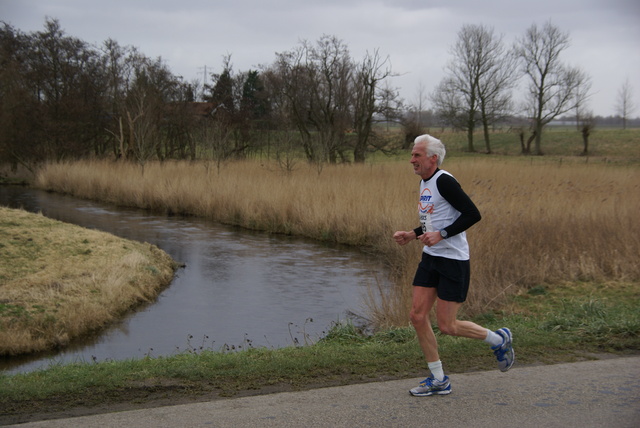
left=474, top=28, right=518, bottom=153
left=442, top=24, right=483, bottom=151
left=269, top=35, right=353, bottom=164
left=118, top=54, right=182, bottom=170
left=265, top=35, right=399, bottom=164
left=377, top=81, right=402, bottom=132
left=201, top=118, right=234, bottom=175
left=431, top=77, right=466, bottom=131
left=307, top=35, right=353, bottom=163
left=0, top=22, right=40, bottom=172
left=412, top=81, right=428, bottom=129
left=434, top=24, right=516, bottom=153
left=615, top=78, right=636, bottom=130
left=273, top=129, right=300, bottom=174
left=352, top=49, right=395, bottom=163
left=1, top=17, right=196, bottom=166
left=580, top=112, right=596, bottom=156
left=264, top=46, right=314, bottom=158
left=102, top=40, right=137, bottom=158
left=516, top=21, right=587, bottom=155
left=573, top=69, right=592, bottom=131
left=28, top=18, right=108, bottom=160
left=125, top=70, right=160, bottom=172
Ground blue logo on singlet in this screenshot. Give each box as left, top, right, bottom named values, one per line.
left=419, top=188, right=434, bottom=213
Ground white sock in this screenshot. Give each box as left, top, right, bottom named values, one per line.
left=484, top=329, right=503, bottom=347
left=428, top=360, right=445, bottom=381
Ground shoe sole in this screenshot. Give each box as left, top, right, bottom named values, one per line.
left=409, top=388, right=452, bottom=397
left=500, top=347, right=515, bottom=372
left=498, top=328, right=515, bottom=372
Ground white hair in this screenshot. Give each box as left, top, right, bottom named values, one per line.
left=414, top=134, right=446, bottom=166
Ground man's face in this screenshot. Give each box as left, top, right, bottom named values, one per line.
left=410, top=142, right=437, bottom=179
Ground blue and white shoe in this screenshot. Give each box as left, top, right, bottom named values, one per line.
left=492, top=327, right=515, bottom=372
left=409, top=376, right=451, bottom=396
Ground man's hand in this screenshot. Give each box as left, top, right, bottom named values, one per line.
left=419, top=231, right=444, bottom=247
left=393, top=230, right=415, bottom=246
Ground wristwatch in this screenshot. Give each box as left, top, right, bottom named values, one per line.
left=440, top=229, right=448, bottom=239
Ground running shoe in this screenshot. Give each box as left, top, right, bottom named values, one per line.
left=409, top=376, right=451, bottom=397
left=492, top=327, right=515, bottom=372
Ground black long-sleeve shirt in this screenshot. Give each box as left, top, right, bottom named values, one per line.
left=413, top=169, right=481, bottom=239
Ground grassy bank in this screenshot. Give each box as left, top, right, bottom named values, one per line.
left=1, top=278, right=638, bottom=423
left=0, top=207, right=178, bottom=355
left=35, top=156, right=640, bottom=326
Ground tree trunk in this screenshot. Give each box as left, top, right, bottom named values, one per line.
left=521, top=130, right=536, bottom=155
left=534, top=125, right=544, bottom=155
left=466, top=126, right=475, bottom=152
left=581, top=128, right=590, bottom=155
left=482, top=119, right=492, bottom=154
left=353, top=142, right=366, bottom=163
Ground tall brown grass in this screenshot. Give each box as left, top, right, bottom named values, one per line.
left=35, top=158, right=640, bottom=328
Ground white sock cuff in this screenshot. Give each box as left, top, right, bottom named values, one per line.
left=427, top=360, right=445, bottom=381
left=484, top=329, right=503, bottom=347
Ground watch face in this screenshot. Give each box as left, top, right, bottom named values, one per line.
left=440, top=230, right=447, bottom=238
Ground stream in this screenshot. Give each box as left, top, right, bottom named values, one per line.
left=0, top=186, right=388, bottom=374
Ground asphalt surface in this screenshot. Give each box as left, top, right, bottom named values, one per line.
left=9, top=356, right=640, bottom=428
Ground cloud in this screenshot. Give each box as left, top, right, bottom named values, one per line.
left=1, top=0, right=638, bottom=116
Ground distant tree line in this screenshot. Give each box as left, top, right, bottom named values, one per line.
left=0, top=18, right=636, bottom=172
left=0, top=19, right=403, bottom=172
left=1, top=19, right=196, bottom=172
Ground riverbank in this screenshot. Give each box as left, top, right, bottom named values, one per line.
left=0, top=206, right=179, bottom=355
left=34, top=156, right=640, bottom=325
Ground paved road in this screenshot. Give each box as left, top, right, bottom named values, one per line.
left=9, top=356, right=640, bottom=428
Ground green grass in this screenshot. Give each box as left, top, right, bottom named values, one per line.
left=364, top=127, right=640, bottom=167
left=424, top=127, right=640, bottom=160
left=1, top=280, right=638, bottom=414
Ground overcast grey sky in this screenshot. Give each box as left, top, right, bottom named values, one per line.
left=1, top=0, right=639, bottom=117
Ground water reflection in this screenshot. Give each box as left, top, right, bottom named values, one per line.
left=0, top=186, right=387, bottom=374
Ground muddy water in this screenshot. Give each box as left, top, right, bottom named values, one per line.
left=0, top=186, right=387, bottom=374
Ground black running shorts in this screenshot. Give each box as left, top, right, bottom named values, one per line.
left=412, top=252, right=471, bottom=303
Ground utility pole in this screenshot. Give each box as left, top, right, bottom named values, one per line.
left=197, top=65, right=211, bottom=102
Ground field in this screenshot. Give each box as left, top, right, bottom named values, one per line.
left=33, top=131, right=640, bottom=326
left=426, top=126, right=640, bottom=159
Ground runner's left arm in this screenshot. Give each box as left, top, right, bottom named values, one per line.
left=436, top=174, right=481, bottom=237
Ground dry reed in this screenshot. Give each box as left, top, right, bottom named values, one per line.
left=35, top=158, right=640, bottom=327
